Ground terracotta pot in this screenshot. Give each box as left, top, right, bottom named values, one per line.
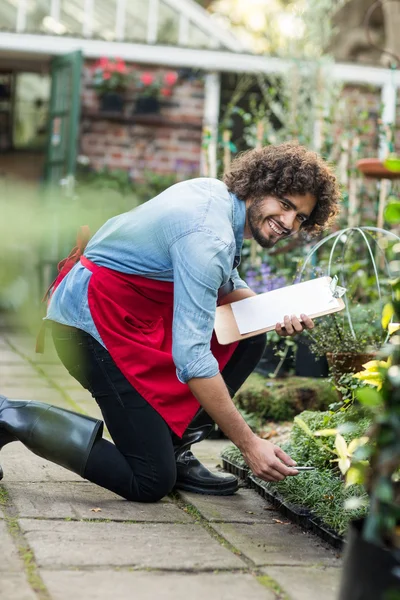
left=326, top=352, right=376, bottom=377
left=326, top=352, right=376, bottom=395
left=356, top=158, right=400, bottom=180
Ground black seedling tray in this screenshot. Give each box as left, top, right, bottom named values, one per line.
left=222, top=457, right=344, bottom=550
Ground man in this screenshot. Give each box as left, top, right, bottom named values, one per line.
left=0, top=142, right=340, bottom=501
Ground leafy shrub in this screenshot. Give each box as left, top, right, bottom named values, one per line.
left=290, top=408, right=371, bottom=471
left=234, top=374, right=338, bottom=422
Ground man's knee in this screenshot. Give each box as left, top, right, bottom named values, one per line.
left=124, top=466, right=177, bottom=503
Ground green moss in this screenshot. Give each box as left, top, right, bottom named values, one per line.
left=234, top=374, right=337, bottom=422
left=257, top=574, right=289, bottom=599
left=0, top=486, right=9, bottom=506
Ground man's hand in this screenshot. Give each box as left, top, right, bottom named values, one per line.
left=275, top=313, right=314, bottom=337
left=242, top=437, right=298, bottom=482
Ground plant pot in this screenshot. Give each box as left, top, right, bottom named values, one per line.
left=255, top=339, right=294, bottom=377
left=295, top=336, right=329, bottom=378
left=134, top=96, right=160, bottom=114
left=339, top=518, right=400, bottom=600
left=99, top=92, right=124, bottom=113
left=326, top=352, right=375, bottom=380
left=356, top=158, right=400, bottom=180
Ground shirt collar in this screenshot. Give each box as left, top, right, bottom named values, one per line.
left=230, top=192, right=246, bottom=258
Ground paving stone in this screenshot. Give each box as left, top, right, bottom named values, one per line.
left=0, top=364, right=42, bottom=378
left=1, top=444, right=82, bottom=482
left=7, top=482, right=190, bottom=522
left=0, top=349, right=27, bottom=364
left=1, top=377, right=53, bottom=388
left=181, top=488, right=280, bottom=523
left=0, top=574, right=37, bottom=600
left=0, top=520, right=23, bottom=572
left=263, top=565, right=342, bottom=600
left=40, top=571, right=275, bottom=600
left=20, top=520, right=245, bottom=569
left=213, top=522, right=342, bottom=567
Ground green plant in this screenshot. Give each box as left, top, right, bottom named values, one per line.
left=234, top=374, right=338, bottom=422
left=307, top=309, right=384, bottom=357
left=132, top=170, right=179, bottom=203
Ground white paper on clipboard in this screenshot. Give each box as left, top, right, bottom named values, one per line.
left=231, top=277, right=340, bottom=335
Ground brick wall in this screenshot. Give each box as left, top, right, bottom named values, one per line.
left=79, top=61, right=204, bottom=181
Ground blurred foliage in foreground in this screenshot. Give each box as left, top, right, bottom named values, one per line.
left=0, top=176, right=158, bottom=331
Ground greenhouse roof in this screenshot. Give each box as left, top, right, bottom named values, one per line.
left=0, top=0, right=248, bottom=52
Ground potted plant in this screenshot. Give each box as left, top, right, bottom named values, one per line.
left=91, top=57, right=131, bottom=113
left=307, top=308, right=383, bottom=382
left=337, top=201, right=400, bottom=600
left=133, top=70, right=179, bottom=114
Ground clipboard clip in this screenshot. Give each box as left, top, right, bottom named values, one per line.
left=330, top=275, right=347, bottom=299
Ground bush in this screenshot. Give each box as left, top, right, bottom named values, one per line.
left=234, top=374, right=338, bottom=422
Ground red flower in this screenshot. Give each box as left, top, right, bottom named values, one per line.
left=164, top=71, right=178, bottom=86
left=99, top=57, right=108, bottom=68
left=160, top=87, right=172, bottom=96
left=140, top=72, right=155, bottom=86
left=116, top=62, right=127, bottom=74
left=103, top=72, right=111, bottom=80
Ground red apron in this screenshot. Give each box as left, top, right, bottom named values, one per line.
left=42, top=230, right=238, bottom=437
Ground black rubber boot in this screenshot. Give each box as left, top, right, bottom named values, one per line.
left=173, top=333, right=267, bottom=496
left=174, top=408, right=238, bottom=495
left=0, top=395, right=103, bottom=481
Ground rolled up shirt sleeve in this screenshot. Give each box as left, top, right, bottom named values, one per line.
left=170, top=230, right=235, bottom=383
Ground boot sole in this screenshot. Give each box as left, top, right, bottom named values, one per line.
left=174, top=482, right=238, bottom=495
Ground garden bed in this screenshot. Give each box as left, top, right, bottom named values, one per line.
left=221, top=407, right=370, bottom=549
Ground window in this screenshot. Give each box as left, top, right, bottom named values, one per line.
left=25, top=0, right=51, bottom=33
left=158, top=1, right=178, bottom=45
left=13, top=73, right=50, bottom=150
left=0, top=0, right=18, bottom=31
left=124, top=0, right=149, bottom=42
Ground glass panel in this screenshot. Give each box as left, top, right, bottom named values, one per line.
left=188, top=22, right=218, bottom=49
left=25, top=0, right=51, bottom=33
left=0, top=0, right=18, bottom=31
left=158, top=1, right=178, bottom=45
left=13, top=73, right=50, bottom=150
left=59, top=0, right=85, bottom=36
left=92, top=0, right=117, bottom=41
left=124, top=0, right=148, bottom=42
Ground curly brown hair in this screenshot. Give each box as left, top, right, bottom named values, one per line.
left=223, top=142, right=341, bottom=235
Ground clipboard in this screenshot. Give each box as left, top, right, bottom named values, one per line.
left=214, top=276, right=346, bottom=345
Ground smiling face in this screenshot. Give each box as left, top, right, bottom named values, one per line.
left=244, top=193, right=317, bottom=248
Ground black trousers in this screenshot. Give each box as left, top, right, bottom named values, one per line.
left=52, top=326, right=266, bottom=502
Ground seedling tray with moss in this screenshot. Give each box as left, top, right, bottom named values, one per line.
left=221, top=440, right=368, bottom=550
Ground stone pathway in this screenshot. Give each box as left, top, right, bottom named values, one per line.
left=0, top=332, right=342, bottom=600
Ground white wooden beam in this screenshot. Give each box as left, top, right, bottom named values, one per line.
left=147, top=0, right=159, bottom=44
left=115, top=0, right=126, bottom=41
left=178, top=14, right=189, bottom=46
left=0, top=32, right=400, bottom=90
left=16, top=0, right=27, bottom=32
left=50, top=0, right=60, bottom=22
left=82, top=0, right=94, bottom=37
left=202, top=72, right=221, bottom=178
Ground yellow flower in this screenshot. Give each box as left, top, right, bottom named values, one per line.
left=382, top=303, right=395, bottom=329
left=388, top=323, right=400, bottom=335
left=353, top=358, right=391, bottom=391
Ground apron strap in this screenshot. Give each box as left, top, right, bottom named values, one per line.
left=36, top=225, right=91, bottom=354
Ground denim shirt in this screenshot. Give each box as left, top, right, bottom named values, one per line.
left=46, top=177, right=248, bottom=383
